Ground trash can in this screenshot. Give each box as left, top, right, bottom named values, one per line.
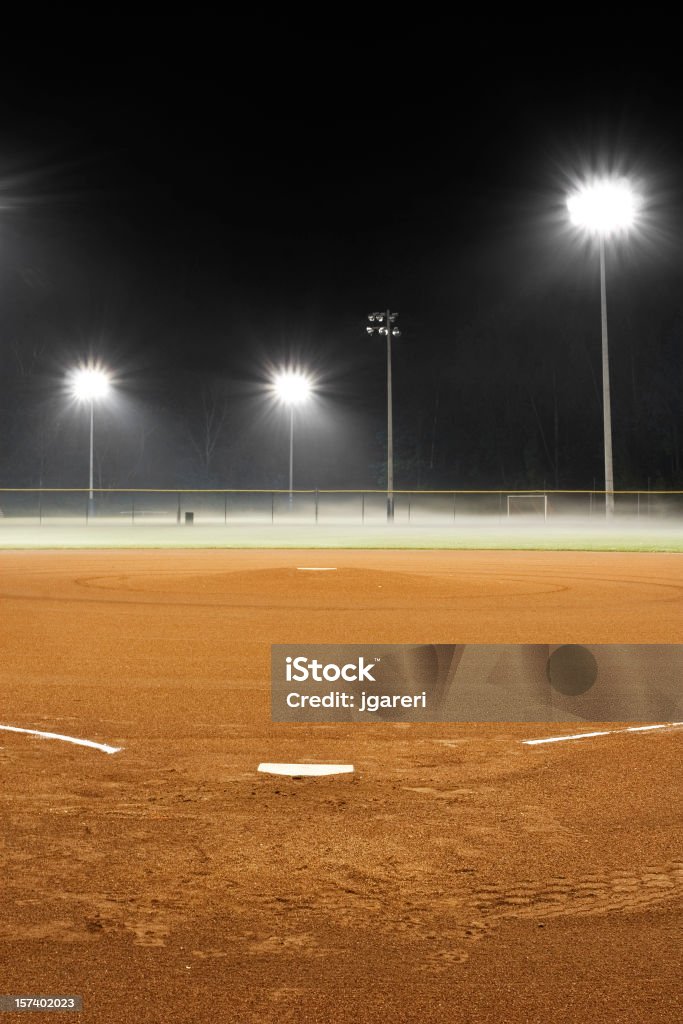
left=185, top=511, right=194, bottom=525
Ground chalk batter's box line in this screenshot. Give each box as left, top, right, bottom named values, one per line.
left=523, top=722, right=683, bottom=746
left=0, top=724, right=122, bottom=754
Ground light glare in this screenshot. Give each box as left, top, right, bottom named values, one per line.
left=273, top=371, right=312, bottom=406
left=567, top=179, right=637, bottom=236
left=69, top=367, right=112, bottom=402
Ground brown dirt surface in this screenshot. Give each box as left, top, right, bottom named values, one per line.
left=1, top=549, right=681, bottom=1023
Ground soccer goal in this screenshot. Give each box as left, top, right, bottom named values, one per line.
left=506, top=493, right=548, bottom=521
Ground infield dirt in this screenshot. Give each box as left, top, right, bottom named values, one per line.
left=1, top=549, right=681, bottom=1023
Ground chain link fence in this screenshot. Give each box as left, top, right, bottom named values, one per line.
left=0, top=489, right=681, bottom=525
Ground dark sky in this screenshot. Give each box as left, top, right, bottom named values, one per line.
left=1, top=33, right=682, bottom=489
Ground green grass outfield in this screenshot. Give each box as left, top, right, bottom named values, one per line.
left=1, top=521, right=682, bottom=551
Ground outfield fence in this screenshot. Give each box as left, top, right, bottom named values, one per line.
left=0, top=488, right=681, bottom=525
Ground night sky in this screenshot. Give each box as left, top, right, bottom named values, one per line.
left=1, top=37, right=682, bottom=492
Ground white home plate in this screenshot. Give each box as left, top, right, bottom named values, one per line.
left=258, top=762, right=354, bottom=777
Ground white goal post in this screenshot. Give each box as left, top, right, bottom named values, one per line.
left=506, top=493, right=548, bottom=521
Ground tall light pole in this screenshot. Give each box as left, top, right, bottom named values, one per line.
left=367, top=310, right=401, bottom=521
left=68, top=366, right=112, bottom=515
left=272, top=370, right=312, bottom=505
left=567, top=178, right=637, bottom=518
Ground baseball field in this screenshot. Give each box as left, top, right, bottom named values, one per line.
left=1, top=545, right=681, bottom=1023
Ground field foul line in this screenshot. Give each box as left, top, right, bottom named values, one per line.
left=0, top=724, right=122, bottom=754
left=523, top=722, right=683, bottom=746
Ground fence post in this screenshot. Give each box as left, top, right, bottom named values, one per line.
left=271, top=492, right=275, bottom=524
left=224, top=493, right=228, bottom=525
left=315, top=489, right=319, bottom=524
left=132, top=495, right=135, bottom=525
left=39, top=490, right=42, bottom=526
left=85, top=492, right=89, bottom=525
left=361, top=493, right=365, bottom=524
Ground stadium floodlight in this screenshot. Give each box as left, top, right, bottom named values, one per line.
left=68, top=365, right=112, bottom=514
left=273, top=371, right=312, bottom=407
left=271, top=370, right=313, bottom=503
left=366, top=309, right=401, bottom=521
left=567, top=177, right=638, bottom=517
left=567, top=179, right=636, bottom=236
left=69, top=367, right=111, bottom=402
